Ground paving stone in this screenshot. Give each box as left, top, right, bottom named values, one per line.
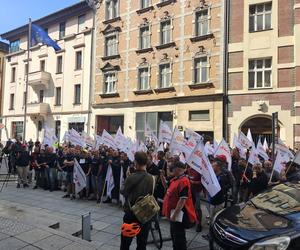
left=0, top=237, right=28, bottom=250
left=16, top=229, right=52, bottom=244
left=61, top=242, right=97, bottom=250
left=21, top=245, right=42, bottom=250
left=34, top=235, right=72, bottom=250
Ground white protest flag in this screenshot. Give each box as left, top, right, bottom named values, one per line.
left=187, top=142, right=221, bottom=197
left=169, top=128, right=185, bottom=155
left=204, top=141, right=215, bottom=156
left=62, top=131, right=70, bottom=142
left=145, top=124, right=158, bottom=146
left=81, top=131, right=94, bottom=147
left=213, top=140, right=218, bottom=152
left=256, top=139, right=269, bottom=161
left=69, top=129, right=85, bottom=147
left=157, top=143, right=164, bottom=152
left=119, top=165, right=125, bottom=205
left=275, top=143, right=294, bottom=162
left=273, top=153, right=286, bottom=174
left=239, top=131, right=254, bottom=149
left=247, top=128, right=254, bottom=144
left=158, top=121, right=173, bottom=144
left=114, top=127, right=126, bottom=149
left=73, top=159, right=86, bottom=194
left=248, top=147, right=260, bottom=165
left=181, top=137, right=197, bottom=159
left=185, top=128, right=203, bottom=143
left=233, top=133, right=247, bottom=159
left=214, top=139, right=232, bottom=171
left=293, top=150, right=300, bottom=165
left=179, top=153, right=186, bottom=164
left=94, top=134, right=103, bottom=149
left=263, top=138, right=269, bottom=151
left=42, top=126, right=58, bottom=146
left=105, top=164, right=115, bottom=199
left=102, top=129, right=117, bottom=149
left=139, top=141, right=148, bottom=152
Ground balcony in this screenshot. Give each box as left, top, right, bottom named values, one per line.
left=27, top=102, right=50, bottom=119
left=28, top=71, right=51, bottom=88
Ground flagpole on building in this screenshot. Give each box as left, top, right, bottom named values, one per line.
left=23, top=18, right=32, bottom=142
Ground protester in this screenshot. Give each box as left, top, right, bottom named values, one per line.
left=44, top=147, right=58, bottom=192
left=162, top=161, right=197, bottom=250
left=248, top=163, right=268, bottom=197
left=120, top=151, right=154, bottom=250
left=16, top=145, right=30, bottom=188
left=62, top=148, right=75, bottom=199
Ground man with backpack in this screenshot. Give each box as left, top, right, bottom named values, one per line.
left=120, top=151, right=154, bottom=250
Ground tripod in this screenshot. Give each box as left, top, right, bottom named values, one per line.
left=0, top=154, right=11, bottom=192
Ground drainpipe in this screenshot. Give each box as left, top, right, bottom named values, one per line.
left=223, top=0, right=230, bottom=141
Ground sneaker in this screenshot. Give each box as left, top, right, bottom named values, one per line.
left=16, top=184, right=20, bottom=188
left=102, top=198, right=112, bottom=204
left=23, top=184, right=29, bottom=188
left=33, top=186, right=37, bottom=189
left=70, top=195, right=76, bottom=200
left=202, top=234, right=210, bottom=241
left=62, top=194, right=70, bottom=198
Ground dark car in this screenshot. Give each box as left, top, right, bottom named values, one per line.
left=210, top=182, right=300, bottom=250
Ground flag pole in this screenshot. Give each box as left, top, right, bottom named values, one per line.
left=23, top=18, right=31, bottom=143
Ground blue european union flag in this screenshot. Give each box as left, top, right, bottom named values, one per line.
left=31, top=24, right=61, bottom=51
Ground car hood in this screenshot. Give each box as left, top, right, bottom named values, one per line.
left=216, top=204, right=295, bottom=242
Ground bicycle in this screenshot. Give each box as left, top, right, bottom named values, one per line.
left=148, top=215, right=163, bottom=249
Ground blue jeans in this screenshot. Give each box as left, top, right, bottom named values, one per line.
left=45, top=168, right=57, bottom=191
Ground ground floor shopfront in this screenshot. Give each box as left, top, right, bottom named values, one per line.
left=91, top=97, right=223, bottom=143
left=1, top=113, right=89, bottom=143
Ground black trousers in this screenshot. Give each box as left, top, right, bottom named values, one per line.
left=120, top=212, right=150, bottom=250
left=170, top=221, right=187, bottom=250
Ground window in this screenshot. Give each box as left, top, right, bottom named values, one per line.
left=139, top=25, right=151, bottom=49
left=105, top=0, right=118, bottom=20
left=24, top=63, right=29, bottom=75
left=55, top=120, right=61, bottom=140
left=141, top=0, right=151, bottom=9
left=74, top=84, right=81, bottom=104
left=160, top=20, right=171, bottom=45
left=249, top=2, right=272, bottom=32
left=9, top=39, right=20, bottom=53
left=56, top=56, right=63, bottom=73
left=195, top=9, right=209, bottom=36
left=75, top=51, right=82, bottom=70
left=136, top=111, right=173, bottom=141
left=40, top=60, right=45, bottom=71
left=104, top=73, right=117, bottom=94
left=68, top=122, right=84, bottom=133
left=9, top=94, right=14, bottom=110
left=59, top=22, right=66, bottom=39
left=11, top=121, right=23, bottom=140
left=11, top=67, right=16, bottom=82
left=159, top=63, right=171, bottom=88
left=55, top=87, right=61, bottom=105
left=138, top=67, right=149, bottom=90
left=194, top=56, right=209, bottom=84
left=78, top=14, right=86, bottom=32
left=105, top=34, right=118, bottom=56
left=189, top=110, right=210, bottom=121
left=249, top=58, right=272, bottom=89
left=39, top=90, right=44, bottom=103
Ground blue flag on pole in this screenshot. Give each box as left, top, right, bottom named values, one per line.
left=31, top=24, right=61, bottom=51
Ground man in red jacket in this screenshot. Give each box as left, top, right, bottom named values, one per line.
left=162, top=161, right=197, bottom=250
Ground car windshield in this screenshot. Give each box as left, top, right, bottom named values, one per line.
left=251, top=183, right=300, bottom=215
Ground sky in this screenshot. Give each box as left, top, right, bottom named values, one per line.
left=0, top=0, right=80, bottom=41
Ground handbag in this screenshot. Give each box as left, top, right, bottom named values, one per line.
left=129, top=175, right=160, bottom=224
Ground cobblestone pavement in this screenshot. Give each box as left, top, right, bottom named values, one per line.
left=0, top=179, right=209, bottom=250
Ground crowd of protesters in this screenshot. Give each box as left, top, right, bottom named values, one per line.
left=1, top=136, right=300, bottom=250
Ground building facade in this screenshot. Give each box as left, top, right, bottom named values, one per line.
left=0, top=42, right=9, bottom=117
left=92, top=0, right=225, bottom=141
left=0, top=2, right=93, bottom=141
left=227, top=0, right=300, bottom=148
